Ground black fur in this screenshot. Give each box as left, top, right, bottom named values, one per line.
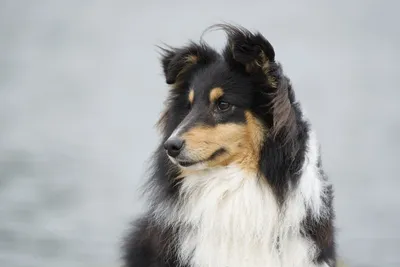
left=122, top=24, right=336, bottom=267
left=159, top=42, right=219, bottom=85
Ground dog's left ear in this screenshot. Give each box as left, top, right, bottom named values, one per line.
left=158, top=42, right=218, bottom=86
left=219, top=24, right=275, bottom=75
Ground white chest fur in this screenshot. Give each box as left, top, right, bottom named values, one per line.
left=154, top=132, right=328, bottom=267
left=177, top=166, right=285, bottom=267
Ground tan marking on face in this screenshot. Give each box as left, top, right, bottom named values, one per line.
left=188, top=89, right=194, bottom=104
left=209, top=87, right=224, bottom=102
left=179, top=111, right=265, bottom=174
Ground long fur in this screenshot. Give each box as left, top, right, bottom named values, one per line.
left=122, top=23, right=336, bottom=267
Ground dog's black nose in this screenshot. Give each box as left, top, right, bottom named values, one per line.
left=164, top=137, right=184, bottom=158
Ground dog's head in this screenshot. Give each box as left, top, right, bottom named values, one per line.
left=158, top=24, right=296, bottom=173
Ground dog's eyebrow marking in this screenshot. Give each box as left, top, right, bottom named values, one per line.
left=189, top=89, right=194, bottom=104
left=209, top=87, right=224, bottom=102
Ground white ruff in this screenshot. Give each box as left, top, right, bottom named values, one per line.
left=153, top=130, right=330, bottom=267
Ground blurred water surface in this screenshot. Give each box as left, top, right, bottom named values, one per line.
left=0, top=1, right=399, bottom=266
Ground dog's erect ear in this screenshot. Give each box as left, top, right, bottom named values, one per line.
left=216, top=24, right=275, bottom=75
left=158, top=42, right=218, bottom=86
left=214, top=24, right=297, bottom=144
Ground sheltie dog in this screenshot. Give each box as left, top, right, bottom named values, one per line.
left=122, top=24, right=336, bottom=267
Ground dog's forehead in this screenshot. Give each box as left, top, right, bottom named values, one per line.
left=190, top=60, right=250, bottom=100
left=191, top=62, right=228, bottom=94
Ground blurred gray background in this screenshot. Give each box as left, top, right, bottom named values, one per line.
left=0, top=1, right=399, bottom=267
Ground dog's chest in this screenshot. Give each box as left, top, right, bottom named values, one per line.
left=170, top=166, right=315, bottom=267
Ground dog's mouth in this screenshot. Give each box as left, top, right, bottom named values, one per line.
left=171, top=148, right=227, bottom=168
left=176, top=160, right=199, bottom=167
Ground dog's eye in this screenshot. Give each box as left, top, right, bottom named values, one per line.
left=217, top=101, right=231, bottom=111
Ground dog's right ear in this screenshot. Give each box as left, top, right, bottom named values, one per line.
left=158, top=42, right=218, bottom=86
left=216, top=24, right=275, bottom=76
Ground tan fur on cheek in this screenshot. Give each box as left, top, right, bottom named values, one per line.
left=210, top=113, right=264, bottom=173
left=244, top=111, right=265, bottom=152
left=180, top=113, right=265, bottom=173
left=181, top=125, right=233, bottom=161
left=237, top=111, right=265, bottom=172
